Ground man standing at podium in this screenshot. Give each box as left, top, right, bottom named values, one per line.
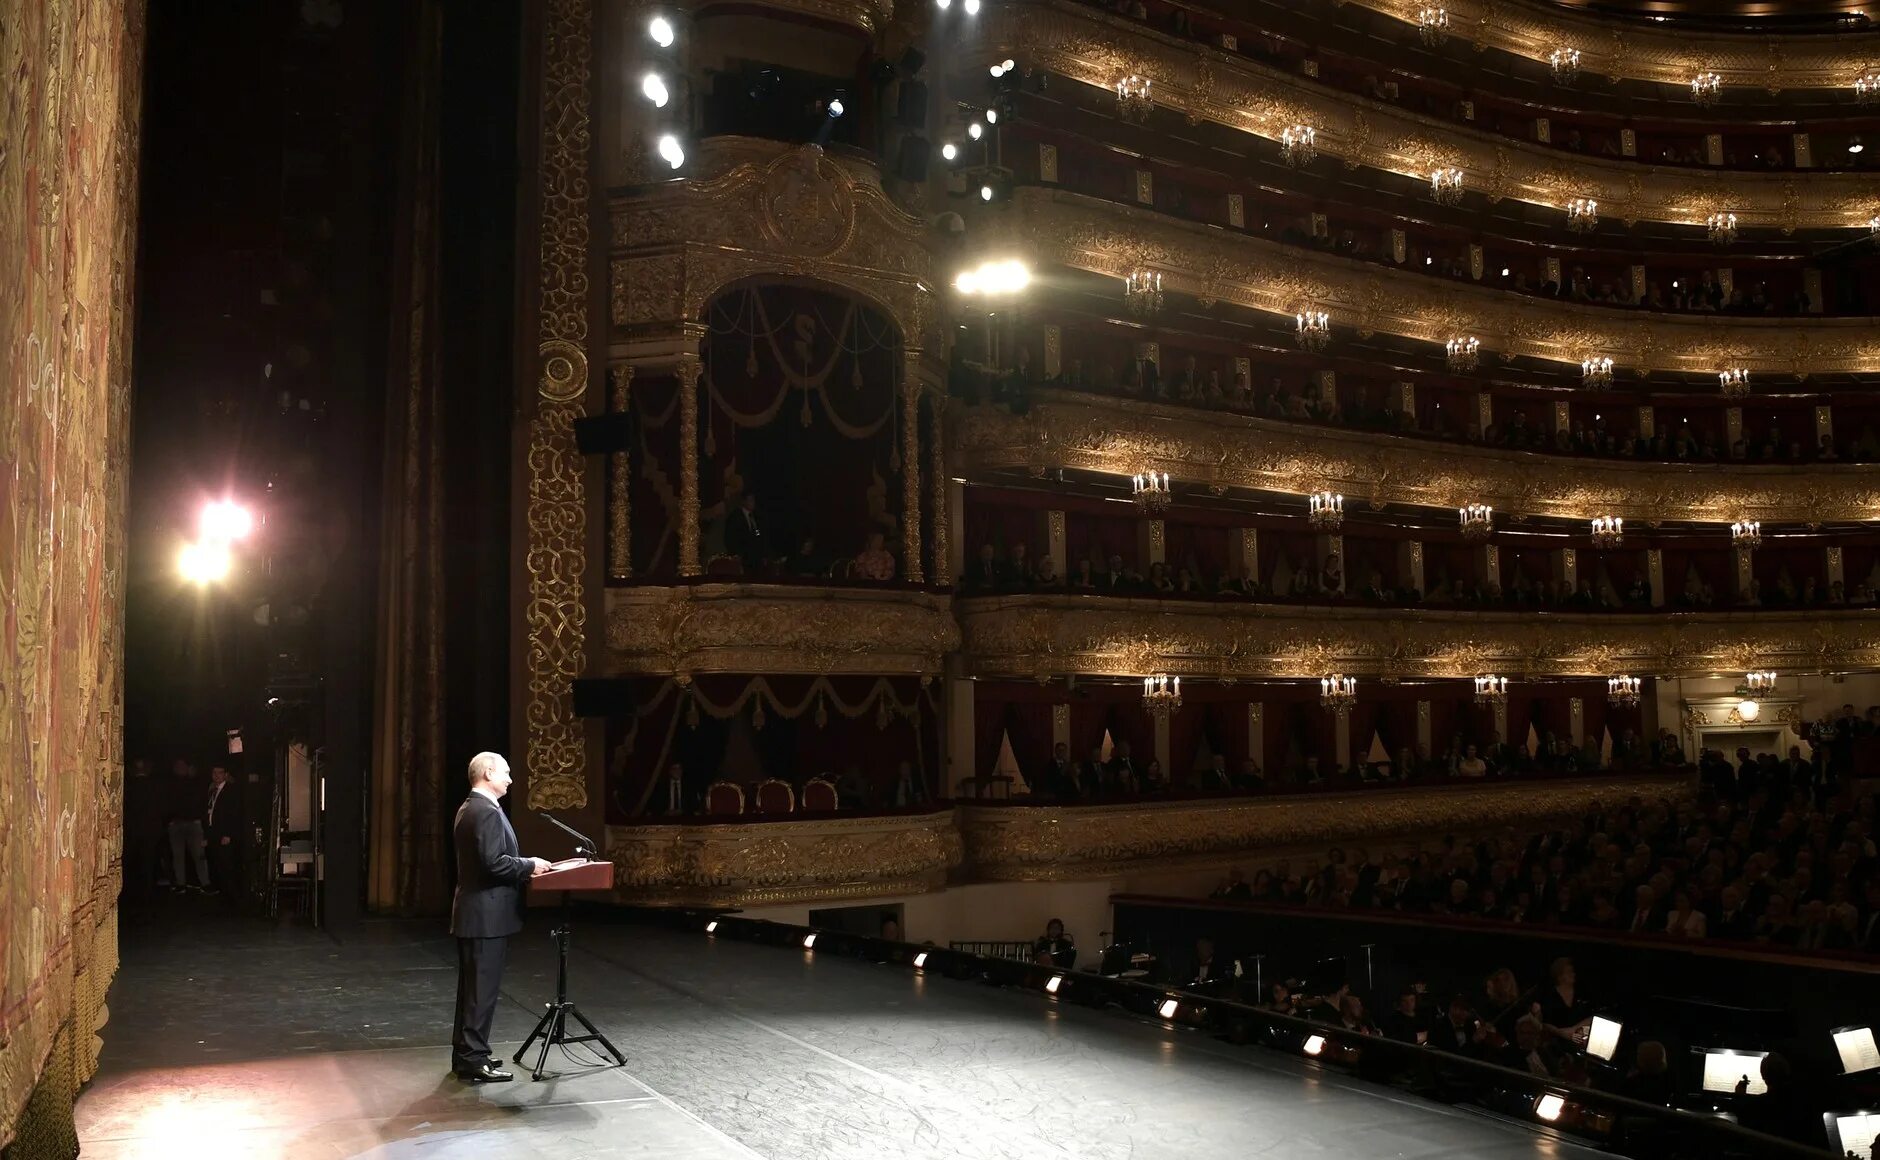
left=450, top=751, right=550, bottom=1083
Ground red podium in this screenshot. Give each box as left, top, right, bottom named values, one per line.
left=514, top=856, right=625, bottom=1079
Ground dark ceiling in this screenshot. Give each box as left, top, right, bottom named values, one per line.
left=1544, top=0, right=1869, bottom=31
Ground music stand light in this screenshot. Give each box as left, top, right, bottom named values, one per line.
left=1695, top=1047, right=1769, bottom=1095
left=1833, top=1026, right=1879, bottom=1075
left=1586, top=1015, right=1622, bottom=1061
left=1824, top=1110, right=1880, bottom=1158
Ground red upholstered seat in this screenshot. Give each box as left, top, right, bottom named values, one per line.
left=754, top=778, right=795, bottom=814
left=705, top=555, right=744, bottom=577
left=801, top=778, right=838, bottom=811
left=703, top=781, right=745, bottom=816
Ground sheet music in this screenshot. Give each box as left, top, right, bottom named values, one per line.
left=1834, top=1028, right=1880, bottom=1075
left=1832, top=1112, right=1880, bottom=1158
left=550, top=856, right=591, bottom=870
left=1700, top=1051, right=1768, bottom=1095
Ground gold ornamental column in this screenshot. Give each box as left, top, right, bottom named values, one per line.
left=678, top=348, right=702, bottom=577
left=608, top=365, right=633, bottom=580
left=929, top=393, right=948, bottom=585
left=901, top=351, right=924, bottom=583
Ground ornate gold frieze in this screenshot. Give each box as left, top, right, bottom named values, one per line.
left=603, top=584, right=962, bottom=677
left=953, top=391, right=1880, bottom=523
left=608, top=137, right=942, bottom=353
left=630, top=0, right=896, bottom=37
left=957, top=593, right=1880, bottom=680
left=989, top=190, right=1880, bottom=377
left=983, top=0, right=1877, bottom=231
left=604, top=808, right=963, bottom=906
left=958, top=773, right=1690, bottom=880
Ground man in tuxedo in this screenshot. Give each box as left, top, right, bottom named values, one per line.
left=967, top=542, right=1005, bottom=590
left=1107, top=741, right=1140, bottom=795
left=204, top=765, right=241, bottom=898
left=1044, top=742, right=1079, bottom=800
left=724, top=492, right=764, bottom=573
left=450, top=752, right=551, bottom=1083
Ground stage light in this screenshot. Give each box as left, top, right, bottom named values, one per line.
left=827, top=97, right=845, bottom=118
left=1587, top=1015, right=1623, bottom=1061
left=913, top=951, right=929, bottom=968
left=641, top=73, right=669, bottom=107
left=1158, top=998, right=1180, bottom=1019
left=1535, top=1093, right=1566, bottom=1122
left=941, top=142, right=958, bottom=160
left=990, top=63, right=1005, bottom=78
left=968, top=122, right=983, bottom=140
left=1002, top=58, right=1015, bottom=71
left=1045, top=974, right=1064, bottom=994
left=178, top=542, right=232, bottom=585
left=200, top=500, right=254, bottom=542
left=706, top=920, right=718, bottom=933
left=964, top=0, right=980, bottom=12
left=1833, top=1026, right=1879, bottom=1074
left=657, top=134, right=685, bottom=170
left=935, top=0, right=950, bottom=8
left=985, top=108, right=998, bottom=124
left=955, top=258, right=1029, bottom=295
left=647, top=14, right=675, bottom=46
left=802, top=933, right=817, bottom=949
left=1302, top=1034, right=1326, bottom=1056
left=980, top=184, right=994, bottom=201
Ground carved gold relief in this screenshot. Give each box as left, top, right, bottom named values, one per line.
left=954, top=391, right=1880, bottom=523
left=983, top=0, right=1877, bottom=231
left=986, top=189, right=1880, bottom=376
left=957, top=593, right=1880, bottom=680
left=603, top=584, right=961, bottom=677
left=958, top=773, right=1690, bottom=880
left=604, top=809, right=963, bottom=907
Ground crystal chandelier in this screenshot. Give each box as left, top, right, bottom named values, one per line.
left=1730, top=519, right=1762, bottom=549
left=1416, top=6, right=1449, bottom=46
left=1549, top=47, right=1580, bottom=85
left=1445, top=336, right=1479, bottom=372
left=1295, top=310, right=1331, bottom=352
left=1859, top=71, right=1880, bottom=105
left=1319, top=674, right=1357, bottom=712
left=1308, top=490, right=1344, bottom=530
left=1566, top=197, right=1598, bottom=233
left=1122, top=269, right=1163, bottom=318
left=1473, top=675, right=1508, bottom=706
left=1132, top=471, right=1172, bottom=516
left=1581, top=356, right=1613, bottom=387
left=1707, top=212, right=1738, bottom=246
left=1429, top=167, right=1464, bottom=206
left=1458, top=502, right=1493, bottom=541
left=1141, top=674, right=1183, bottom=718
left=1718, top=367, right=1749, bottom=397
left=1589, top=515, right=1624, bottom=548
left=1115, top=74, right=1154, bottom=123
left=1690, top=71, right=1722, bottom=106
left=1280, top=124, right=1317, bottom=168
left=1606, top=675, right=1641, bottom=708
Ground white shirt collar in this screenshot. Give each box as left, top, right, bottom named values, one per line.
left=472, top=785, right=503, bottom=804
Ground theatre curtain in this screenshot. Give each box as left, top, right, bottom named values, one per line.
left=0, top=0, right=143, bottom=1151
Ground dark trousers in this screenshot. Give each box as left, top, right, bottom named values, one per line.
left=452, top=936, right=508, bottom=1073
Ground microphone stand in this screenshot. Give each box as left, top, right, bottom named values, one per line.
left=536, top=810, right=597, bottom=859
left=513, top=811, right=623, bottom=1079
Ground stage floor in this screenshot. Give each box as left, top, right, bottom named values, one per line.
left=77, top=905, right=1605, bottom=1159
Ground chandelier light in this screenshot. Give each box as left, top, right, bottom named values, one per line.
left=1473, top=675, right=1508, bottom=706
left=1730, top=519, right=1762, bottom=549
left=1319, top=674, right=1357, bottom=712
left=1115, top=74, right=1154, bottom=123
left=1122, top=269, right=1164, bottom=318
left=1459, top=502, right=1493, bottom=541
left=1707, top=212, right=1738, bottom=246
left=1132, top=471, right=1172, bottom=516
left=1445, top=336, right=1480, bottom=373
left=1549, top=47, right=1580, bottom=85
left=1308, top=490, right=1344, bottom=530
left=1416, top=6, right=1449, bottom=46
left=1566, top=197, right=1598, bottom=233
left=1870, top=213, right=1880, bottom=239
left=1429, top=166, right=1464, bottom=206
left=1690, top=71, right=1722, bottom=106
left=1295, top=310, right=1331, bottom=352
left=1589, top=515, right=1624, bottom=548
left=1142, top=674, right=1183, bottom=718
left=1859, top=71, right=1880, bottom=105
left=1606, top=675, right=1641, bottom=708
left=1280, top=124, right=1317, bottom=168
left=1718, top=366, right=1749, bottom=397
left=1744, top=670, right=1778, bottom=698
left=1581, top=356, right=1613, bottom=387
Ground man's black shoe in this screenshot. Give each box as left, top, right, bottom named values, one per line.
left=458, top=1063, right=513, bottom=1084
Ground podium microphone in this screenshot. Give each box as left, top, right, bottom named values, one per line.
left=536, top=811, right=596, bottom=858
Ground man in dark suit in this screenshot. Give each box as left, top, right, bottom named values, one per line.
left=724, top=492, right=764, bottom=573
left=204, top=765, right=241, bottom=898
left=450, top=752, right=550, bottom=1083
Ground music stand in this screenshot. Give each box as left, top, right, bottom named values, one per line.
left=513, top=813, right=625, bottom=1080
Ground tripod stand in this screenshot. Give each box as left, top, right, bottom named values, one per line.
left=514, top=890, right=626, bottom=1080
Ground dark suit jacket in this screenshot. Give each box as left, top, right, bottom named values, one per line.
left=450, top=793, right=533, bottom=938
left=204, top=781, right=241, bottom=842
left=725, top=508, right=763, bottom=564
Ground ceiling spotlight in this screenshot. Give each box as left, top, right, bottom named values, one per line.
left=656, top=134, right=685, bottom=170
left=935, top=0, right=950, bottom=8
left=647, top=15, right=675, bottom=47
left=941, top=142, right=958, bottom=160
left=200, top=500, right=254, bottom=541
left=968, top=122, right=983, bottom=140
left=980, top=184, right=994, bottom=201
left=964, top=0, right=980, bottom=12
left=826, top=97, right=845, bottom=118
left=990, top=63, right=1005, bottom=78
left=1002, top=58, right=1015, bottom=71
left=178, top=542, right=233, bottom=585
left=985, top=108, right=998, bottom=124
left=641, top=73, right=669, bottom=108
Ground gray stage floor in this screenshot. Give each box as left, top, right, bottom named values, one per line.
left=77, top=902, right=1604, bottom=1159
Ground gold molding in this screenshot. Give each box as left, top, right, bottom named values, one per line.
left=604, top=808, right=962, bottom=906
left=602, top=584, right=962, bottom=677
left=992, top=188, right=1880, bottom=376
left=957, top=593, right=1880, bottom=680
left=958, top=773, right=1691, bottom=880
left=525, top=0, right=595, bottom=812
left=985, top=0, right=1878, bottom=231
left=1344, top=0, right=1879, bottom=91
left=609, top=138, right=942, bottom=353
left=953, top=390, right=1880, bottom=523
